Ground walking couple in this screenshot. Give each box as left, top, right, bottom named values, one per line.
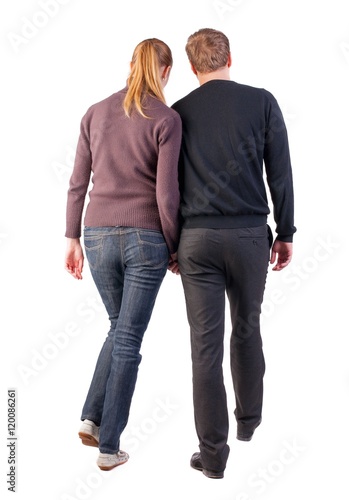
left=65, top=28, right=296, bottom=478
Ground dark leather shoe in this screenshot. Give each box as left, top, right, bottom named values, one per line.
left=236, top=431, right=254, bottom=441
left=190, top=452, right=224, bottom=479
left=237, top=419, right=261, bottom=441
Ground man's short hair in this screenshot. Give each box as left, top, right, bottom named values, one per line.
left=185, top=28, right=230, bottom=74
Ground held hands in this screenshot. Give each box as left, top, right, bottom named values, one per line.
left=65, top=238, right=84, bottom=280
left=270, top=240, right=293, bottom=271
left=168, top=253, right=180, bottom=275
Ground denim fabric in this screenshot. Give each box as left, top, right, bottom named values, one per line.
left=178, top=225, right=270, bottom=472
left=81, top=226, right=169, bottom=454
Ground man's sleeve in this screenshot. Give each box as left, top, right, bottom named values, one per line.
left=264, top=94, right=297, bottom=242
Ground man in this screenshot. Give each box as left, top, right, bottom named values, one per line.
left=171, top=28, right=296, bottom=479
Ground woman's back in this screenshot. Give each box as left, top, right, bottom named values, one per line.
left=66, top=88, right=181, bottom=252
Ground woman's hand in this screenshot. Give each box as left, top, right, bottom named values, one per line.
left=65, top=238, right=84, bottom=279
left=168, top=253, right=180, bottom=275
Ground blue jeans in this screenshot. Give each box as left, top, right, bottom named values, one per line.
left=81, top=226, right=169, bottom=454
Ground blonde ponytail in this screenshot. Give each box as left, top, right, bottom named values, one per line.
left=123, top=38, right=173, bottom=118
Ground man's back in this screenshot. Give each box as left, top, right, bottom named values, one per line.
left=172, top=80, right=295, bottom=240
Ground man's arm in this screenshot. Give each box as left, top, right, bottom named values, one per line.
left=264, top=93, right=296, bottom=238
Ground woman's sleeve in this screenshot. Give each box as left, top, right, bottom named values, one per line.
left=156, top=113, right=182, bottom=254
left=65, top=114, right=92, bottom=238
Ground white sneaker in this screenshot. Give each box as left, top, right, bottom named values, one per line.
left=78, top=419, right=99, bottom=447
left=97, top=451, right=129, bottom=471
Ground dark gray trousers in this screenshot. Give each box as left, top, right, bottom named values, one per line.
left=178, top=225, right=271, bottom=472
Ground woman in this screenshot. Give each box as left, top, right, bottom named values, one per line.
left=64, top=38, right=181, bottom=471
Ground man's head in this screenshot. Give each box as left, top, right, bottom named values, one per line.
left=185, top=28, right=231, bottom=75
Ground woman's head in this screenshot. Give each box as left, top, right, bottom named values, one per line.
left=123, top=38, right=173, bottom=117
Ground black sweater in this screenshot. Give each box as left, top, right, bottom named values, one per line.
left=172, top=80, right=296, bottom=242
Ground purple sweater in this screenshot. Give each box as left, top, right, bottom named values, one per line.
left=65, top=88, right=182, bottom=253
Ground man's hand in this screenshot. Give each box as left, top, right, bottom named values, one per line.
left=168, top=253, right=180, bottom=275
left=65, top=238, right=84, bottom=279
left=270, top=240, right=293, bottom=271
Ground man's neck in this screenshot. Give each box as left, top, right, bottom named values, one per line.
left=197, top=67, right=231, bottom=86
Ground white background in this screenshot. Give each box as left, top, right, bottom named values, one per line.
left=1, top=0, right=348, bottom=498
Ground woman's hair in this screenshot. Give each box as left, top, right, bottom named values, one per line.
left=123, top=38, right=173, bottom=118
left=185, top=28, right=230, bottom=74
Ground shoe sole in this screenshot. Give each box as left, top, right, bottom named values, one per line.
left=191, top=462, right=224, bottom=479
left=237, top=434, right=253, bottom=441
left=97, top=459, right=128, bottom=471
left=78, top=432, right=99, bottom=447
left=203, top=469, right=224, bottom=479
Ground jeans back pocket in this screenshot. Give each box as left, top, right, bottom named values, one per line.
left=137, top=230, right=169, bottom=269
